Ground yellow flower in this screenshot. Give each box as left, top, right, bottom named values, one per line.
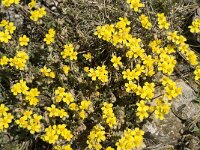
left=164, top=82, right=182, bottom=100
left=62, top=65, right=70, bottom=74
left=157, top=13, right=170, bottom=29
left=61, top=128, right=73, bottom=141
left=79, top=110, right=87, bottom=119
left=28, top=0, right=36, bottom=9
left=127, top=0, right=144, bottom=12
left=88, top=68, right=98, bottom=81
left=139, top=14, right=152, bottom=29
left=44, top=34, right=54, bottom=44
left=87, top=125, right=105, bottom=150
left=0, top=31, right=11, bottom=43
left=0, top=113, right=14, bottom=130
left=30, top=7, right=46, bottom=21
left=58, top=109, right=68, bottom=118
left=0, top=104, right=9, bottom=117
left=83, top=52, right=92, bottom=61
left=48, top=28, right=56, bottom=36
left=136, top=100, right=149, bottom=121
left=19, top=35, right=30, bottom=46
left=69, top=51, right=78, bottom=60
left=23, top=110, right=33, bottom=119
left=189, top=18, right=200, bottom=33
left=111, top=55, right=122, bottom=69
left=63, top=93, right=74, bottom=105
left=106, top=147, right=114, bottom=150
left=194, top=66, right=200, bottom=80
left=11, top=80, right=29, bottom=95
left=25, top=88, right=40, bottom=106
left=79, top=100, right=91, bottom=110
left=132, top=127, right=144, bottom=137
left=0, top=104, right=14, bottom=132
left=49, top=72, right=56, bottom=78
left=101, top=102, right=117, bottom=128
left=84, top=67, right=90, bottom=72
left=0, top=56, right=9, bottom=66
left=42, top=125, right=59, bottom=144
left=61, top=44, right=78, bottom=61
left=116, top=128, right=144, bottom=150
left=69, top=103, right=79, bottom=111
left=44, top=28, right=56, bottom=44
left=9, top=51, right=29, bottom=70
left=46, top=104, right=59, bottom=117
left=5, top=22, right=16, bottom=34
left=38, top=7, right=46, bottom=17
left=125, top=81, right=137, bottom=92
left=185, top=50, right=198, bottom=66
left=0, top=20, right=9, bottom=27
left=40, top=66, right=51, bottom=76
left=40, top=66, right=55, bottom=78
left=2, top=0, right=13, bottom=7
left=30, top=10, right=40, bottom=21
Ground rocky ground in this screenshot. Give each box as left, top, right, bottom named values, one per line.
left=143, top=79, right=200, bottom=150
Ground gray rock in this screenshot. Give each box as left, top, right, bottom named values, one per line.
left=144, top=79, right=199, bottom=148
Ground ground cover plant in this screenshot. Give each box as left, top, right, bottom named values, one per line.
left=0, top=0, right=200, bottom=149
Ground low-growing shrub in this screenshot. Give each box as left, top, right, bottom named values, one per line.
left=0, top=0, right=200, bottom=149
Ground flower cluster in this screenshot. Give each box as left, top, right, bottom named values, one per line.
left=54, top=87, right=74, bottom=104
left=44, top=28, right=56, bottom=45
left=167, top=31, right=198, bottom=66
left=61, top=44, right=78, bottom=61
left=136, top=100, right=149, bottom=121
left=149, top=39, right=177, bottom=76
left=101, top=102, right=117, bottom=128
left=2, top=0, right=19, bottom=7
left=163, top=79, right=182, bottom=100
left=116, top=128, right=144, bottom=149
left=78, top=99, right=91, bottom=119
left=30, top=7, right=46, bottom=21
left=0, top=20, right=16, bottom=43
left=11, top=80, right=29, bottom=95
left=41, top=124, right=73, bottom=144
left=9, top=51, right=29, bottom=70
left=126, top=0, right=144, bottom=12
left=11, top=80, right=41, bottom=106
left=95, top=17, right=132, bottom=46
left=1, top=0, right=200, bottom=149
left=125, top=81, right=155, bottom=100
left=157, top=13, right=170, bottom=29
left=123, top=64, right=145, bottom=81
left=158, top=52, right=177, bottom=75
left=40, top=66, right=56, bottom=78
left=16, top=110, right=42, bottom=134
left=87, top=125, right=106, bottom=150
left=189, top=18, right=200, bottom=33
left=0, top=104, right=13, bottom=131
left=46, top=104, right=68, bottom=119
left=154, top=98, right=170, bottom=120
left=138, top=82, right=155, bottom=100
left=25, top=88, right=40, bottom=106
left=139, top=14, right=152, bottom=29
left=88, top=65, right=109, bottom=83
left=126, top=37, right=144, bottom=59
